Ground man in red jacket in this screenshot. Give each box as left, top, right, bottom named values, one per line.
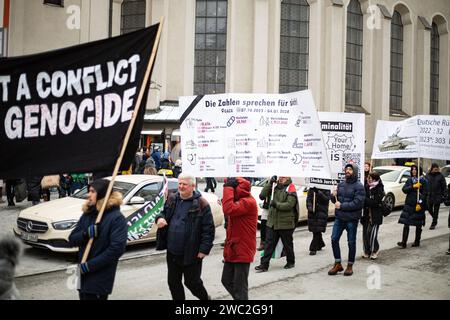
left=221, top=177, right=258, bottom=300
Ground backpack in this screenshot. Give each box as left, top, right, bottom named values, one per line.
left=380, top=196, right=393, bottom=217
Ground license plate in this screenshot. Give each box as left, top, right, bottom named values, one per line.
left=21, top=232, right=38, bottom=242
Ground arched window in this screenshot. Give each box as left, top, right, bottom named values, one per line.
left=345, top=0, right=363, bottom=107
left=390, top=11, right=404, bottom=111
left=194, top=0, right=228, bottom=95
left=430, top=22, right=440, bottom=115
left=121, top=0, right=146, bottom=35
left=279, top=0, right=310, bottom=93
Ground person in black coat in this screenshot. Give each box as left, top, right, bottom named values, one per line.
left=444, top=183, right=450, bottom=254
left=69, top=179, right=128, bottom=300
left=306, top=187, right=330, bottom=255
left=362, top=171, right=385, bottom=259
left=425, top=163, right=447, bottom=229
left=26, top=176, right=42, bottom=206
left=397, top=165, right=428, bottom=248
left=155, top=173, right=214, bottom=300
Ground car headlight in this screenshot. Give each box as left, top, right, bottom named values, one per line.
left=52, top=220, right=78, bottom=230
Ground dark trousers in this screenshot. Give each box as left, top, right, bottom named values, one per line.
left=428, top=203, right=441, bottom=226
left=205, top=178, right=217, bottom=192
left=79, top=292, right=108, bottom=300
left=260, top=227, right=295, bottom=267
left=221, top=262, right=250, bottom=300
left=260, top=219, right=267, bottom=242
left=309, top=232, right=325, bottom=251
left=166, top=252, right=209, bottom=300
left=331, top=218, right=358, bottom=264
left=401, top=224, right=422, bottom=244
left=362, top=223, right=380, bottom=254
left=5, top=180, right=16, bottom=205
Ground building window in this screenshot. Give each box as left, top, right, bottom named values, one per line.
left=390, top=11, right=403, bottom=112
left=194, top=0, right=227, bottom=95
left=0, top=28, right=4, bottom=58
left=345, top=0, right=363, bottom=107
left=279, top=0, right=309, bottom=94
left=430, top=22, right=440, bottom=115
left=121, top=0, right=146, bottom=35
left=43, top=0, right=64, bottom=7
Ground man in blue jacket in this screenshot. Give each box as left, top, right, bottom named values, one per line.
left=328, top=164, right=365, bottom=276
left=69, top=179, right=128, bottom=300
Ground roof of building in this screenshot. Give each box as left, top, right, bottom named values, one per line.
left=144, top=105, right=180, bottom=122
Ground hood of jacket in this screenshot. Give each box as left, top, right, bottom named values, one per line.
left=234, top=177, right=252, bottom=199
left=82, top=191, right=123, bottom=214
left=345, top=164, right=359, bottom=183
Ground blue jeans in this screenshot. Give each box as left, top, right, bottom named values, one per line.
left=331, top=218, right=358, bottom=264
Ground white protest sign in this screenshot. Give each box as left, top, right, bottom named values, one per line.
left=179, top=90, right=331, bottom=178
left=371, top=118, right=419, bottom=159
left=306, top=112, right=365, bottom=189
left=416, top=115, right=450, bottom=160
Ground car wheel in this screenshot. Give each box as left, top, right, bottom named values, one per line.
left=384, top=193, right=395, bottom=210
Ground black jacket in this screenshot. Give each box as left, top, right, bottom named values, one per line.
left=426, top=171, right=447, bottom=204
left=331, top=164, right=366, bottom=222
left=155, top=191, right=215, bottom=266
left=69, top=192, right=128, bottom=295
left=362, top=181, right=385, bottom=226
left=26, top=176, right=42, bottom=202
left=306, top=188, right=330, bottom=233
left=398, top=176, right=428, bottom=226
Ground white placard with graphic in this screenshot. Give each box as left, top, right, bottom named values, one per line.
left=179, top=90, right=331, bottom=178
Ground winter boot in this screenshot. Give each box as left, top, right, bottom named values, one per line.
left=344, top=264, right=353, bottom=276
left=328, top=262, right=344, bottom=275
left=412, top=227, right=422, bottom=247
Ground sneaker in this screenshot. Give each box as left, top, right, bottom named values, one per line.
left=362, top=252, right=369, bottom=259
left=284, top=263, right=295, bottom=269
left=254, top=265, right=268, bottom=273
left=370, top=251, right=378, bottom=260
left=309, top=251, right=316, bottom=256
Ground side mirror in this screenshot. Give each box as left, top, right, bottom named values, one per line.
left=129, top=196, right=146, bottom=205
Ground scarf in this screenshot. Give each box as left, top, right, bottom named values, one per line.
left=369, top=180, right=379, bottom=190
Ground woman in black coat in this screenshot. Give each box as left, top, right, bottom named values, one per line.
left=306, top=187, right=330, bottom=255
left=397, top=165, right=428, bottom=248
left=362, top=172, right=385, bottom=259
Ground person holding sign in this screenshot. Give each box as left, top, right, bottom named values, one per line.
left=397, top=165, right=428, bottom=248
left=328, top=164, right=365, bottom=276
left=221, top=177, right=258, bottom=300
left=255, top=176, right=298, bottom=272
left=68, top=179, right=128, bottom=300
left=306, top=187, right=330, bottom=255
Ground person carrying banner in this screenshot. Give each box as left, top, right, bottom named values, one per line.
left=68, top=179, right=128, bottom=300
left=255, top=176, right=298, bottom=272
left=221, top=177, right=258, bottom=300
left=306, top=187, right=330, bottom=255
left=397, top=164, right=428, bottom=248
left=155, top=173, right=214, bottom=300
left=328, top=164, right=365, bottom=276
left=425, top=163, right=447, bottom=230
left=362, top=171, right=385, bottom=259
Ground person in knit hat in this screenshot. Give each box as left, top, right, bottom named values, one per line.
left=69, top=179, right=128, bottom=300
left=0, top=236, right=22, bottom=300
left=144, top=158, right=157, bottom=175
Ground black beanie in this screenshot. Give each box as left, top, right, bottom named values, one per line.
left=89, top=179, right=110, bottom=201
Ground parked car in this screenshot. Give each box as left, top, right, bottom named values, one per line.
left=13, top=175, right=224, bottom=253
left=250, top=178, right=335, bottom=224
left=372, top=166, right=411, bottom=209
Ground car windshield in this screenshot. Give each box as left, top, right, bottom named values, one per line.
left=71, top=181, right=136, bottom=199
left=379, top=170, right=401, bottom=182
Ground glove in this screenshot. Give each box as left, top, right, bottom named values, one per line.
left=413, top=182, right=422, bottom=189
left=270, top=200, right=278, bottom=208
left=270, top=176, right=278, bottom=184
left=79, top=262, right=90, bottom=275
left=224, top=178, right=239, bottom=189
left=87, top=224, right=99, bottom=239
left=415, top=204, right=422, bottom=212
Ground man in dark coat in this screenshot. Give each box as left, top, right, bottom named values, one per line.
left=221, top=177, right=258, bottom=300
left=397, top=165, right=428, bottom=248
left=306, top=187, right=330, bottom=255
left=444, top=183, right=450, bottom=254
left=26, top=176, right=42, bottom=206
left=328, top=164, right=365, bottom=276
left=362, top=171, right=385, bottom=259
left=425, top=163, right=447, bottom=229
left=69, top=179, right=128, bottom=300
left=155, top=173, right=215, bottom=300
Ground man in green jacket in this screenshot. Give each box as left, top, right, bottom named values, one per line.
left=255, top=176, right=298, bottom=272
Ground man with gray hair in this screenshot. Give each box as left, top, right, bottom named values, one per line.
left=155, top=173, right=215, bottom=300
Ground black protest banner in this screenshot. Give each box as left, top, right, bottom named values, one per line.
left=0, top=25, right=159, bottom=178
